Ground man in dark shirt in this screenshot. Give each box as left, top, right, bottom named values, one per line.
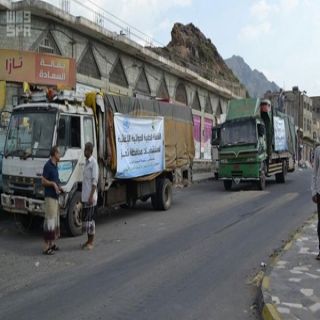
left=41, top=146, right=63, bottom=255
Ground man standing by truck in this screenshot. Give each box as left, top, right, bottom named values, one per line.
left=81, top=142, right=99, bottom=250
left=42, top=146, right=63, bottom=255
left=311, top=144, right=320, bottom=260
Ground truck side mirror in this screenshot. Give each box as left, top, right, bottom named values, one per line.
left=0, top=111, right=11, bottom=129
left=257, top=124, right=265, bottom=137
left=211, top=127, right=221, bottom=146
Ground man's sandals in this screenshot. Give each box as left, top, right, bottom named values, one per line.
left=42, top=244, right=59, bottom=255
left=42, top=247, right=55, bottom=255
left=81, top=242, right=94, bottom=250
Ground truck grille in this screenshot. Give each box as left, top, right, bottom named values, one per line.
left=231, top=171, right=243, bottom=177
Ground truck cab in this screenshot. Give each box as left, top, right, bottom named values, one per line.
left=217, top=98, right=295, bottom=191
left=1, top=91, right=97, bottom=235
left=219, top=115, right=267, bottom=190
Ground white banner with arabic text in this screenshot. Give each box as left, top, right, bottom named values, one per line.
left=114, top=114, right=165, bottom=178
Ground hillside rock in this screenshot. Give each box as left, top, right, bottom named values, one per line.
left=225, top=55, right=279, bottom=98
left=150, top=23, right=242, bottom=85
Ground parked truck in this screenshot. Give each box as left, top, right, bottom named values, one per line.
left=212, top=98, right=296, bottom=190
left=1, top=91, right=194, bottom=235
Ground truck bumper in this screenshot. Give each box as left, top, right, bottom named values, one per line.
left=218, top=162, right=260, bottom=181
left=1, top=194, right=45, bottom=216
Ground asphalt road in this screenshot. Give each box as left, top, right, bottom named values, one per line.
left=0, top=168, right=316, bottom=320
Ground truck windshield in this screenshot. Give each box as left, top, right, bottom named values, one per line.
left=4, top=111, right=56, bottom=158
left=220, top=119, right=257, bottom=146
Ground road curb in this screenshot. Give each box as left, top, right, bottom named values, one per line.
left=257, top=272, right=283, bottom=320
left=257, top=239, right=298, bottom=320
left=257, top=228, right=306, bottom=320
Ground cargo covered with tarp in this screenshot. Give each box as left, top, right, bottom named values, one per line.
left=104, top=95, right=195, bottom=174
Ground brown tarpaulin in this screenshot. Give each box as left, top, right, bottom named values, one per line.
left=104, top=95, right=195, bottom=172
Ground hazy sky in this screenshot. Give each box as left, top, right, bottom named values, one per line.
left=50, top=0, right=320, bottom=96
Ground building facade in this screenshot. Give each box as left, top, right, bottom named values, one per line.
left=265, top=87, right=315, bottom=164
left=0, top=0, right=246, bottom=175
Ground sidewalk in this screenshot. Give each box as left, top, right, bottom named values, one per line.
left=260, top=214, right=320, bottom=320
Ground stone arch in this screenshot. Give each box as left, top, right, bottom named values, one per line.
left=205, top=95, right=213, bottom=114
left=156, top=75, right=169, bottom=99
left=77, top=44, right=101, bottom=79
left=175, top=81, right=188, bottom=105
left=192, top=91, right=201, bottom=111
left=30, top=29, right=61, bottom=55
left=216, top=100, right=223, bottom=117
left=109, top=56, right=129, bottom=88
left=134, top=67, right=151, bottom=95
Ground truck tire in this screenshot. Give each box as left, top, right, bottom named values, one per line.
left=257, top=170, right=266, bottom=190
left=275, top=161, right=287, bottom=183
left=223, top=180, right=232, bottom=191
left=153, top=178, right=172, bottom=211
left=66, top=191, right=83, bottom=237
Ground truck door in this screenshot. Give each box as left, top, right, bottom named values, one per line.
left=57, top=115, right=81, bottom=154
left=211, top=126, right=221, bottom=177
left=56, top=115, right=82, bottom=185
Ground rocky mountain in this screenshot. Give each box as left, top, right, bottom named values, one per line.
left=225, top=55, right=279, bottom=98
left=150, top=23, right=242, bottom=86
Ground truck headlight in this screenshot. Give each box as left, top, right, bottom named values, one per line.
left=58, top=192, right=68, bottom=208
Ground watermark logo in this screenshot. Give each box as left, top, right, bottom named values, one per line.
left=6, top=10, right=31, bottom=37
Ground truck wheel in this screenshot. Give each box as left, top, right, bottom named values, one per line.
left=66, top=191, right=83, bottom=237
left=223, top=180, right=232, bottom=191
left=154, top=178, right=172, bottom=211
left=275, top=162, right=287, bottom=183
left=257, top=170, right=266, bottom=190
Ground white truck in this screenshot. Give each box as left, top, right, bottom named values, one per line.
left=1, top=91, right=195, bottom=235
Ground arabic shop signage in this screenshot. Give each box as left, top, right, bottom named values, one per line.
left=114, top=113, right=165, bottom=179
left=0, top=49, right=76, bottom=87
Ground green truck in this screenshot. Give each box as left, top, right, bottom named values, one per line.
left=212, top=98, right=296, bottom=190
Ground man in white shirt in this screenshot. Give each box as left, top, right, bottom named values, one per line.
left=311, top=144, right=320, bottom=260
left=81, top=142, right=99, bottom=250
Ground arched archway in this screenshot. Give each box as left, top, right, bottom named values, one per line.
left=175, top=82, right=188, bottom=105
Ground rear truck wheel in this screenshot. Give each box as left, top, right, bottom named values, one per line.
left=257, top=170, right=266, bottom=190
left=275, top=161, right=287, bottom=183
left=66, top=191, right=83, bottom=237
left=152, top=178, right=172, bottom=211
left=223, top=180, right=232, bottom=191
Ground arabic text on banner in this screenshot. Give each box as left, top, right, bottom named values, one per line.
left=114, top=114, right=165, bottom=179
left=274, top=116, right=288, bottom=151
